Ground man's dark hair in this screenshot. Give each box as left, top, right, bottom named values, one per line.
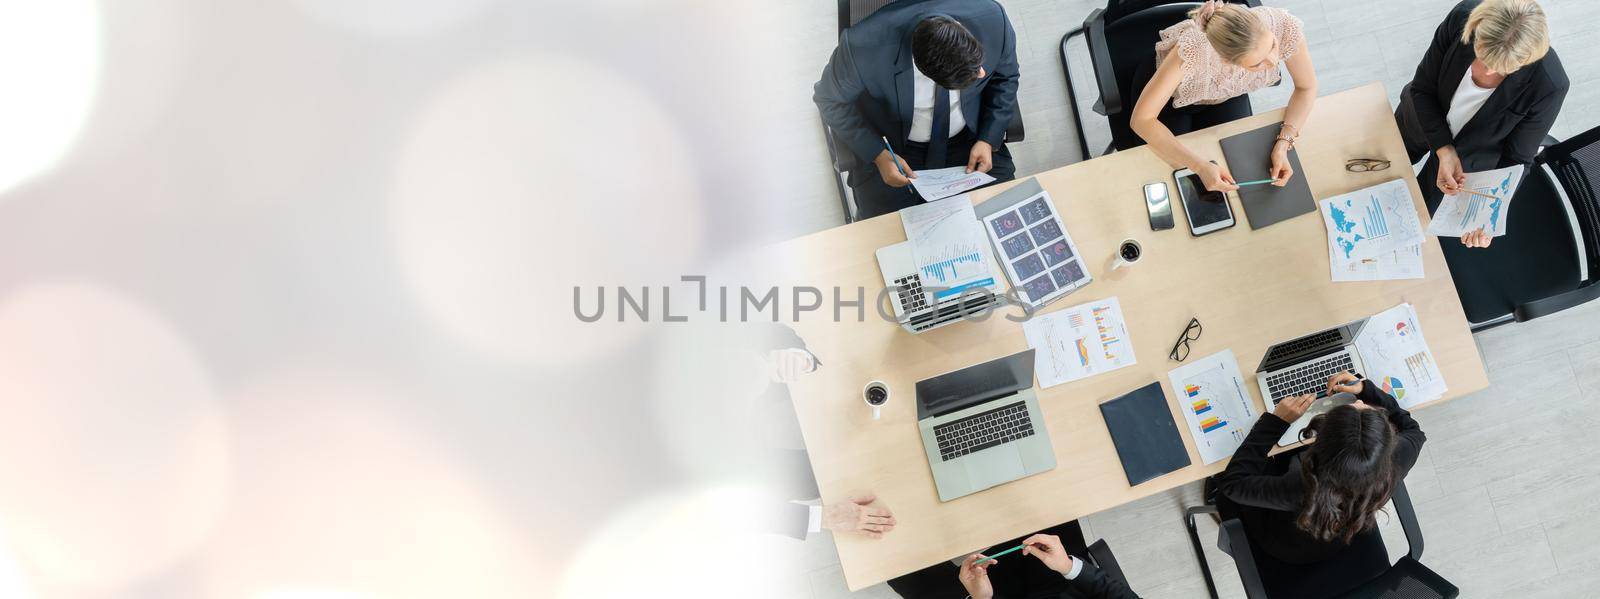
left=911, top=16, right=985, bottom=90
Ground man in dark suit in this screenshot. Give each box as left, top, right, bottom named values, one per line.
left=815, top=0, right=1020, bottom=220
left=1395, top=0, right=1566, bottom=245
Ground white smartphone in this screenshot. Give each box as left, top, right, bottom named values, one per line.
left=1173, top=168, right=1236, bottom=236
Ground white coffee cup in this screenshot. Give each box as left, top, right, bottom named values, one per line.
left=863, top=381, right=890, bottom=420
left=1111, top=239, right=1143, bottom=270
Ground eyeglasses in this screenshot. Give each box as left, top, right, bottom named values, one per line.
left=1169, top=317, right=1203, bottom=362
left=1345, top=158, right=1392, bottom=173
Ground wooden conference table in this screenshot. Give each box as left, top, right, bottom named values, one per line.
left=780, top=83, right=1489, bottom=590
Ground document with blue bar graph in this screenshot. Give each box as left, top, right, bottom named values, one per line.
left=1319, top=179, right=1426, bottom=281
left=900, top=196, right=996, bottom=301
left=980, top=188, right=1092, bottom=308
left=1319, top=178, right=1425, bottom=262
left=1166, top=349, right=1257, bottom=464
left=1427, top=165, right=1524, bottom=238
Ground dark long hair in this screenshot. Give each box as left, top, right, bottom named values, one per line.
left=1296, top=404, right=1398, bottom=544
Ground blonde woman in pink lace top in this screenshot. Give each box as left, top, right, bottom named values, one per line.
left=1131, top=1, right=1317, bottom=193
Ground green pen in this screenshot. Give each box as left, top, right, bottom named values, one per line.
left=1235, top=178, right=1279, bottom=187
left=974, top=543, right=1028, bottom=565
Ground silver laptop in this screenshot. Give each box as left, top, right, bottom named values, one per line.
left=1255, top=318, right=1370, bottom=446
left=917, top=349, right=1056, bottom=502
left=876, top=242, right=1002, bottom=334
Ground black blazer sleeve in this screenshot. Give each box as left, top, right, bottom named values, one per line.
left=1061, top=562, right=1142, bottom=599
left=814, top=31, right=886, bottom=166
left=1404, top=5, right=1471, bottom=152
left=1214, top=413, right=1304, bottom=511
left=974, top=4, right=1020, bottom=147
left=1354, top=383, right=1427, bottom=475
left=1498, top=83, right=1567, bottom=168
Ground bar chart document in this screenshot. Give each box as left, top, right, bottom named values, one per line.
left=1319, top=179, right=1425, bottom=261
left=909, top=166, right=997, bottom=202
left=901, top=196, right=996, bottom=300
left=1023, top=296, right=1136, bottom=388
left=1321, top=179, right=1426, bottom=281
left=1427, top=164, right=1524, bottom=238
left=1167, top=350, right=1259, bottom=464
left=1353, top=303, right=1447, bottom=409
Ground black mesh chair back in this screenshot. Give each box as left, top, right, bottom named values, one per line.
left=1441, top=124, right=1600, bottom=326
left=840, top=0, right=897, bottom=30
left=1185, top=481, right=1459, bottom=599
left=1541, top=125, right=1600, bottom=283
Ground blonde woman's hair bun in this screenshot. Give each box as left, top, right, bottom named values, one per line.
left=1189, top=1, right=1266, bottom=64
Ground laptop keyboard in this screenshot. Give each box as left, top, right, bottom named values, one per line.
left=1266, top=353, right=1354, bottom=404
left=893, top=275, right=928, bottom=313
left=933, top=402, right=1034, bottom=461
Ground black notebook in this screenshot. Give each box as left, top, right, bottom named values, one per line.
left=1219, top=121, right=1317, bottom=230
left=1099, top=381, right=1191, bottom=486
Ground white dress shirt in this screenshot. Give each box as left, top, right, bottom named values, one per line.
left=1446, top=67, right=1496, bottom=138
left=908, top=64, right=966, bottom=143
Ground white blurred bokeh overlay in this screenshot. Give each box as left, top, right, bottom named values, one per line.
left=0, top=0, right=822, bottom=597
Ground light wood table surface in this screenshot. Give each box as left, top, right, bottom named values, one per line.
left=780, top=83, right=1489, bottom=591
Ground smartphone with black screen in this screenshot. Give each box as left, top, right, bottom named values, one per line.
left=1173, top=168, right=1236, bottom=236
left=1143, top=182, right=1174, bottom=231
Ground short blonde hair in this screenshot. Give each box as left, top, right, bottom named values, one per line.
left=1463, top=0, right=1550, bottom=73
left=1191, top=3, right=1267, bottom=64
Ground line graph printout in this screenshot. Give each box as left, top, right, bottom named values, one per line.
left=1023, top=296, right=1135, bottom=388
left=1427, top=165, right=1524, bottom=238
left=909, top=166, right=997, bottom=202
left=1167, top=349, right=1258, bottom=464
left=901, top=196, right=995, bottom=299
left=1319, top=179, right=1424, bottom=262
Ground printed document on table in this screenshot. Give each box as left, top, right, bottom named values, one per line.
left=1167, top=350, right=1259, bottom=464
left=1320, top=179, right=1425, bottom=262
left=1427, top=165, right=1524, bottom=238
left=910, top=166, right=997, bottom=202
left=1023, top=296, right=1136, bottom=388
left=1353, top=303, right=1447, bottom=409
left=1328, top=240, right=1424, bottom=282
left=900, top=196, right=996, bottom=300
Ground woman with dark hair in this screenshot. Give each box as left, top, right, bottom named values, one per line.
left=1212, top=371, right=1426, bottom=596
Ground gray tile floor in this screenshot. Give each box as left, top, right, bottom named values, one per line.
left=780, top=1, right=1600, bottom=597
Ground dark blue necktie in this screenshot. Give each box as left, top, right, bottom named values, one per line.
left=928, top=84, right=950, bottom=167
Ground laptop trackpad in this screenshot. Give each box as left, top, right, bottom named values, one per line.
left=964, top=447, right=1026, bottom=491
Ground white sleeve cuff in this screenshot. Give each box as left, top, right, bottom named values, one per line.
left=1062, top=556, right=1084, bottom=580
left=807, top=505, right=823, bottom=534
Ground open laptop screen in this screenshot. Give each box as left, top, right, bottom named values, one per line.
left=917, top=349, right=1035, bottom=419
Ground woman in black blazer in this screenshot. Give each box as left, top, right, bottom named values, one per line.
left=1212, top=372, right=1426, bottom=597
left=1396, top=0, right=1566, bottom=249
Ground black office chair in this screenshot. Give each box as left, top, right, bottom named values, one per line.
left=1183, top=480, right=1459, bottom=599
left=1440, top=125, right=1600, bottom=330
left=821, top=0, right=1026, bottom=223
left=1059, top=0, right=1260, bottom=158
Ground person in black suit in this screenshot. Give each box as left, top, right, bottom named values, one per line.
left=1211, top=372, right=1426, bottom=597
left=755, top=324, right=898, bottom=541
left=887, top=522, right=1141, bottom=599
left=1396, top=0, right=1566, bottom=249
left=814, top=0, right=1020, bottom=220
